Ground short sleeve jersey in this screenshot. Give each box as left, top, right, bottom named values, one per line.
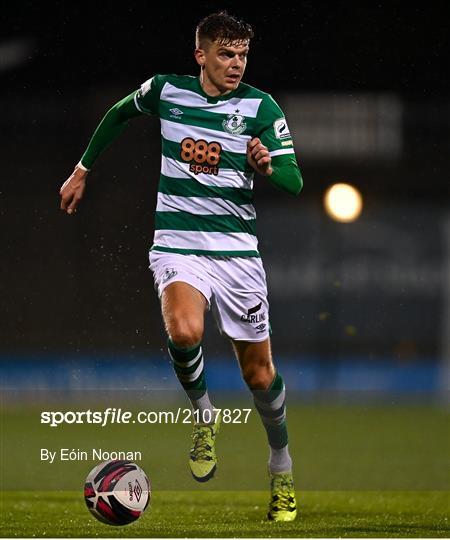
left=134, top=74, right=295, bottom=258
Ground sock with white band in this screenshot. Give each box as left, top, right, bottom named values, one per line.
left=251, top=371, right=293, bottom=474
left=167, top=338, right=214, bottom=423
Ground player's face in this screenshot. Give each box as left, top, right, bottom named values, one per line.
left=196, top=40, right=249, bottom=95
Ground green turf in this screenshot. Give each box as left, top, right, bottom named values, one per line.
left=1, top=402, right=449, bottom=536
left=1, top=403, right=449, bottom=491
left=0, top=490, right=448, bottom=537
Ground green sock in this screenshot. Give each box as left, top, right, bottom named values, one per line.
left=252, top=372, right=288, bottom=449
left=167, top=338, right=213, bottom=417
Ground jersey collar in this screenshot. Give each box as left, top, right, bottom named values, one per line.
left=196, top=77, right=239, bottom=104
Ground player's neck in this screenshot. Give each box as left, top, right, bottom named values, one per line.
left=199, top=71, right=233, bottom=97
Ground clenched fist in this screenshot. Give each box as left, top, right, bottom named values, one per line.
left=247, top=137, right=273, bottom=176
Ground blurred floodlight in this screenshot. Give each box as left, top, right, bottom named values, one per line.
left=324, top=183, right=363, bottom=223
left=0, top=38, right=35, bottom=72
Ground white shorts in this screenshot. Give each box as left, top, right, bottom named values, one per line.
left=148, top=250, right=271, bottom=342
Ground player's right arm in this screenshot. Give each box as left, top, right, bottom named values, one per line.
left=59, top=76, right=162, bottom=215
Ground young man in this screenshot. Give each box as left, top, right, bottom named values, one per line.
left=60, top=11, right=303, bottom=522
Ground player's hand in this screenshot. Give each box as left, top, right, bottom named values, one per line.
left=59, top=165, right=88, bottom=215
left=247, top=137, right=273, bottom=176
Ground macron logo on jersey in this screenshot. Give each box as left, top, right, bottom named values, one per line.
left=169, top=108, right=184, bottom=119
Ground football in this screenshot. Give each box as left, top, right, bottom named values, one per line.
left=84, top=460, right=150, bottom=526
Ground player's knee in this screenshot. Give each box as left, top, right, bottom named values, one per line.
left=242, top=363, right=274, bottom=390
left=168, top=319, right=203, bottom=349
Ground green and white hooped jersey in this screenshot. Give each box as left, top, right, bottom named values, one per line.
left=134, top=74, right=295, bottom=258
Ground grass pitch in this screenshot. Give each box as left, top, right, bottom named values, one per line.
left=0, top=490, right=448, bottom=537
left=0, top=402, right=449, bottom=537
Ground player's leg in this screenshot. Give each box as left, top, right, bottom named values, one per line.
left=149, top=252, right=220, bottom=481
left=161, top=281, right=213, bottom=418
left=161, top=281, right=220, bottom=482
left=232, top=338, right=291, bottom=471
left=161, top=279, right=206, bottom=347
left=148, top=250, right=213, bottom=419
left=232, top=337, right=297, bottom=521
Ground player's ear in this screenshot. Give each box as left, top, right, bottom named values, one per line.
left=194, top=48, right=206, bottom=68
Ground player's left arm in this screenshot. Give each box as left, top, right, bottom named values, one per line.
left=247, top=95, right=303, bottom=196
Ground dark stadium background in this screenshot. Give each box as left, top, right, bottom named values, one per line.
left=1, top=0, right=449, bottom=505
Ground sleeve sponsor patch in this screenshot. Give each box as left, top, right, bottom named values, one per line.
left=273, top=118, right=291, bottom=140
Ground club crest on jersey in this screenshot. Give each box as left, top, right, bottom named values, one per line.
left=222, top=113, right=247, bottom=135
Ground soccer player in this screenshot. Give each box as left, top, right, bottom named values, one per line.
left=60, top=11, right=303, bottom=522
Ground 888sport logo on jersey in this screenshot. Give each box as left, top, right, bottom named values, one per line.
left=180, top=137, right=222, bottom=175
